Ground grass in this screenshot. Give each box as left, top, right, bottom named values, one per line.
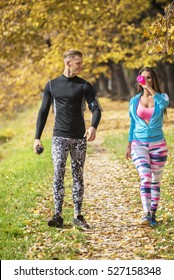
left=0, top=139, right=87, bottom=259
left=103, top=132, right=128, bottom=160
left=1, top=98, right=174, bottom=260
left=0, top=105, right=87, bottom=260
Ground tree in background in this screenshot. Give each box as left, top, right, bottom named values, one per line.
left=145, top=1, right=174, bottom=105
left=0, top=0, right=173, bottom=118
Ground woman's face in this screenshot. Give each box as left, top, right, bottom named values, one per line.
left=141, top=70, right=153, bottom=87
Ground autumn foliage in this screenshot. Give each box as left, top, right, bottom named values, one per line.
left=0, top=0, right=173, bottom=118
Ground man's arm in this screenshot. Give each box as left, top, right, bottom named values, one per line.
left=33, top=82, right=52, bottom=153
left=84, top=82, right=102, bottom=141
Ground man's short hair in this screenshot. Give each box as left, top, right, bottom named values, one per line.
left=63, top=49, right=83, bottom=59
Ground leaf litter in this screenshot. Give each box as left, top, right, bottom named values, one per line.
left=24, top=99, right=174, bottom=260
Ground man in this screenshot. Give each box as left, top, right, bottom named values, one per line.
left=33, top=49, right=101, bottom=229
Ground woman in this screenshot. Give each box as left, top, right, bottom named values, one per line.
left=126, top=67, right=169, bottom=226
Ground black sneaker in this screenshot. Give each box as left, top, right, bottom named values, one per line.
left=48, top=214, right=63, bottom=228
left=73, top=215, right=90, bottom=229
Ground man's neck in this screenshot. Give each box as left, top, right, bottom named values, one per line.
left=63, top=68, right=76, bottom=78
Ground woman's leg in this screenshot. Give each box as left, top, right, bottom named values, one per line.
left=149, top=140, right=168, bottom=213
left=131, top=141, right=152, bottom=214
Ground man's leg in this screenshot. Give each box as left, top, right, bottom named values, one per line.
left=70, top=138, right=86, bottom=217
left=70, top=138, right=89, bottom=229
left=52, top=137, right=70, bottom=215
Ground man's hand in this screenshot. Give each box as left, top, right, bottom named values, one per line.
left=84, top=127, right=96, bottom=142
left=33, top=139, right=42, bottom=154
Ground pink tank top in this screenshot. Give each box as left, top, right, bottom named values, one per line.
left=137, top=101, right=154, bottom=121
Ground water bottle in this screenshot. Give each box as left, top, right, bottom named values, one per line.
left=136, top=75, right=146, bottom=85
left=36, top=146, right=44, bottom=154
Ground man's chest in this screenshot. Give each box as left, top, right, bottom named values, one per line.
left=52, top=82, right=85, bottom=100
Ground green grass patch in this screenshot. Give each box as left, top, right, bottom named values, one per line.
left=0, top=106, right=88, bottom=260
left=0, top=136, right=87, bottom=259
left=0, top=128, right=14, bottom=144
left=103, top=132, right=128, bottom=160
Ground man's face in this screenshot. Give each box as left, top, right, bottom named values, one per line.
left=68, top=55, right=83, bottom=74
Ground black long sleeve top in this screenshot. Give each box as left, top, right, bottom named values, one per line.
left=35, top=74, right=101, bottom=139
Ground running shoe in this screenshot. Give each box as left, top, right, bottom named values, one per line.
left=48, top=214, right=63, bottom=228
left=141, top=215, right=151, bottom=225
left=73, top=215, right=90, bottom=229
left=150, top=215, right=158, bottom=227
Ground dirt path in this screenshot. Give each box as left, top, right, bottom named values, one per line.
left=25, top=99, right=173, bottom=260
left=78, top=136, right=157, bottom=260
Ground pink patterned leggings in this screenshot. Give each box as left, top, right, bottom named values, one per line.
left=131, top=139, right=168, bottom=213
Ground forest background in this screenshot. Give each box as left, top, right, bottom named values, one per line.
left=0, top=0, right=174, bottom=121
left=0, top=0, right=174, bottom=260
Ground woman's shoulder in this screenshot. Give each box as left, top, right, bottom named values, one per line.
left=154, top=92, right=169, bottom=101
left=161, top=93, right=169, bottom=99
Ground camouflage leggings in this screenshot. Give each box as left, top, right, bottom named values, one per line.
left=52, top=136, right=87, bottom=216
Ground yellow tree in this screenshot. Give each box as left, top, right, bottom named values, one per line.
left=145, top=1, right=174, bottom=58
left=0, top=0, right=173, bottom=117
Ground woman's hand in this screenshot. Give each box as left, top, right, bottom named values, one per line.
left=126, top=146, right=131, bottom=160
left=140, top=80, right=156, bottom=96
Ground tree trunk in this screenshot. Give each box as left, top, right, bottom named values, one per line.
left=164, top=62, right=174, bottom=107
left=108, top=60, right=130, bottom=100
left=157, top=62, right=174, bottom=107
left=156, top=62, right=169, bottom=93
left=122, top=67, right=138, bottom=98
left=94, top=73, right=109, bottom=96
